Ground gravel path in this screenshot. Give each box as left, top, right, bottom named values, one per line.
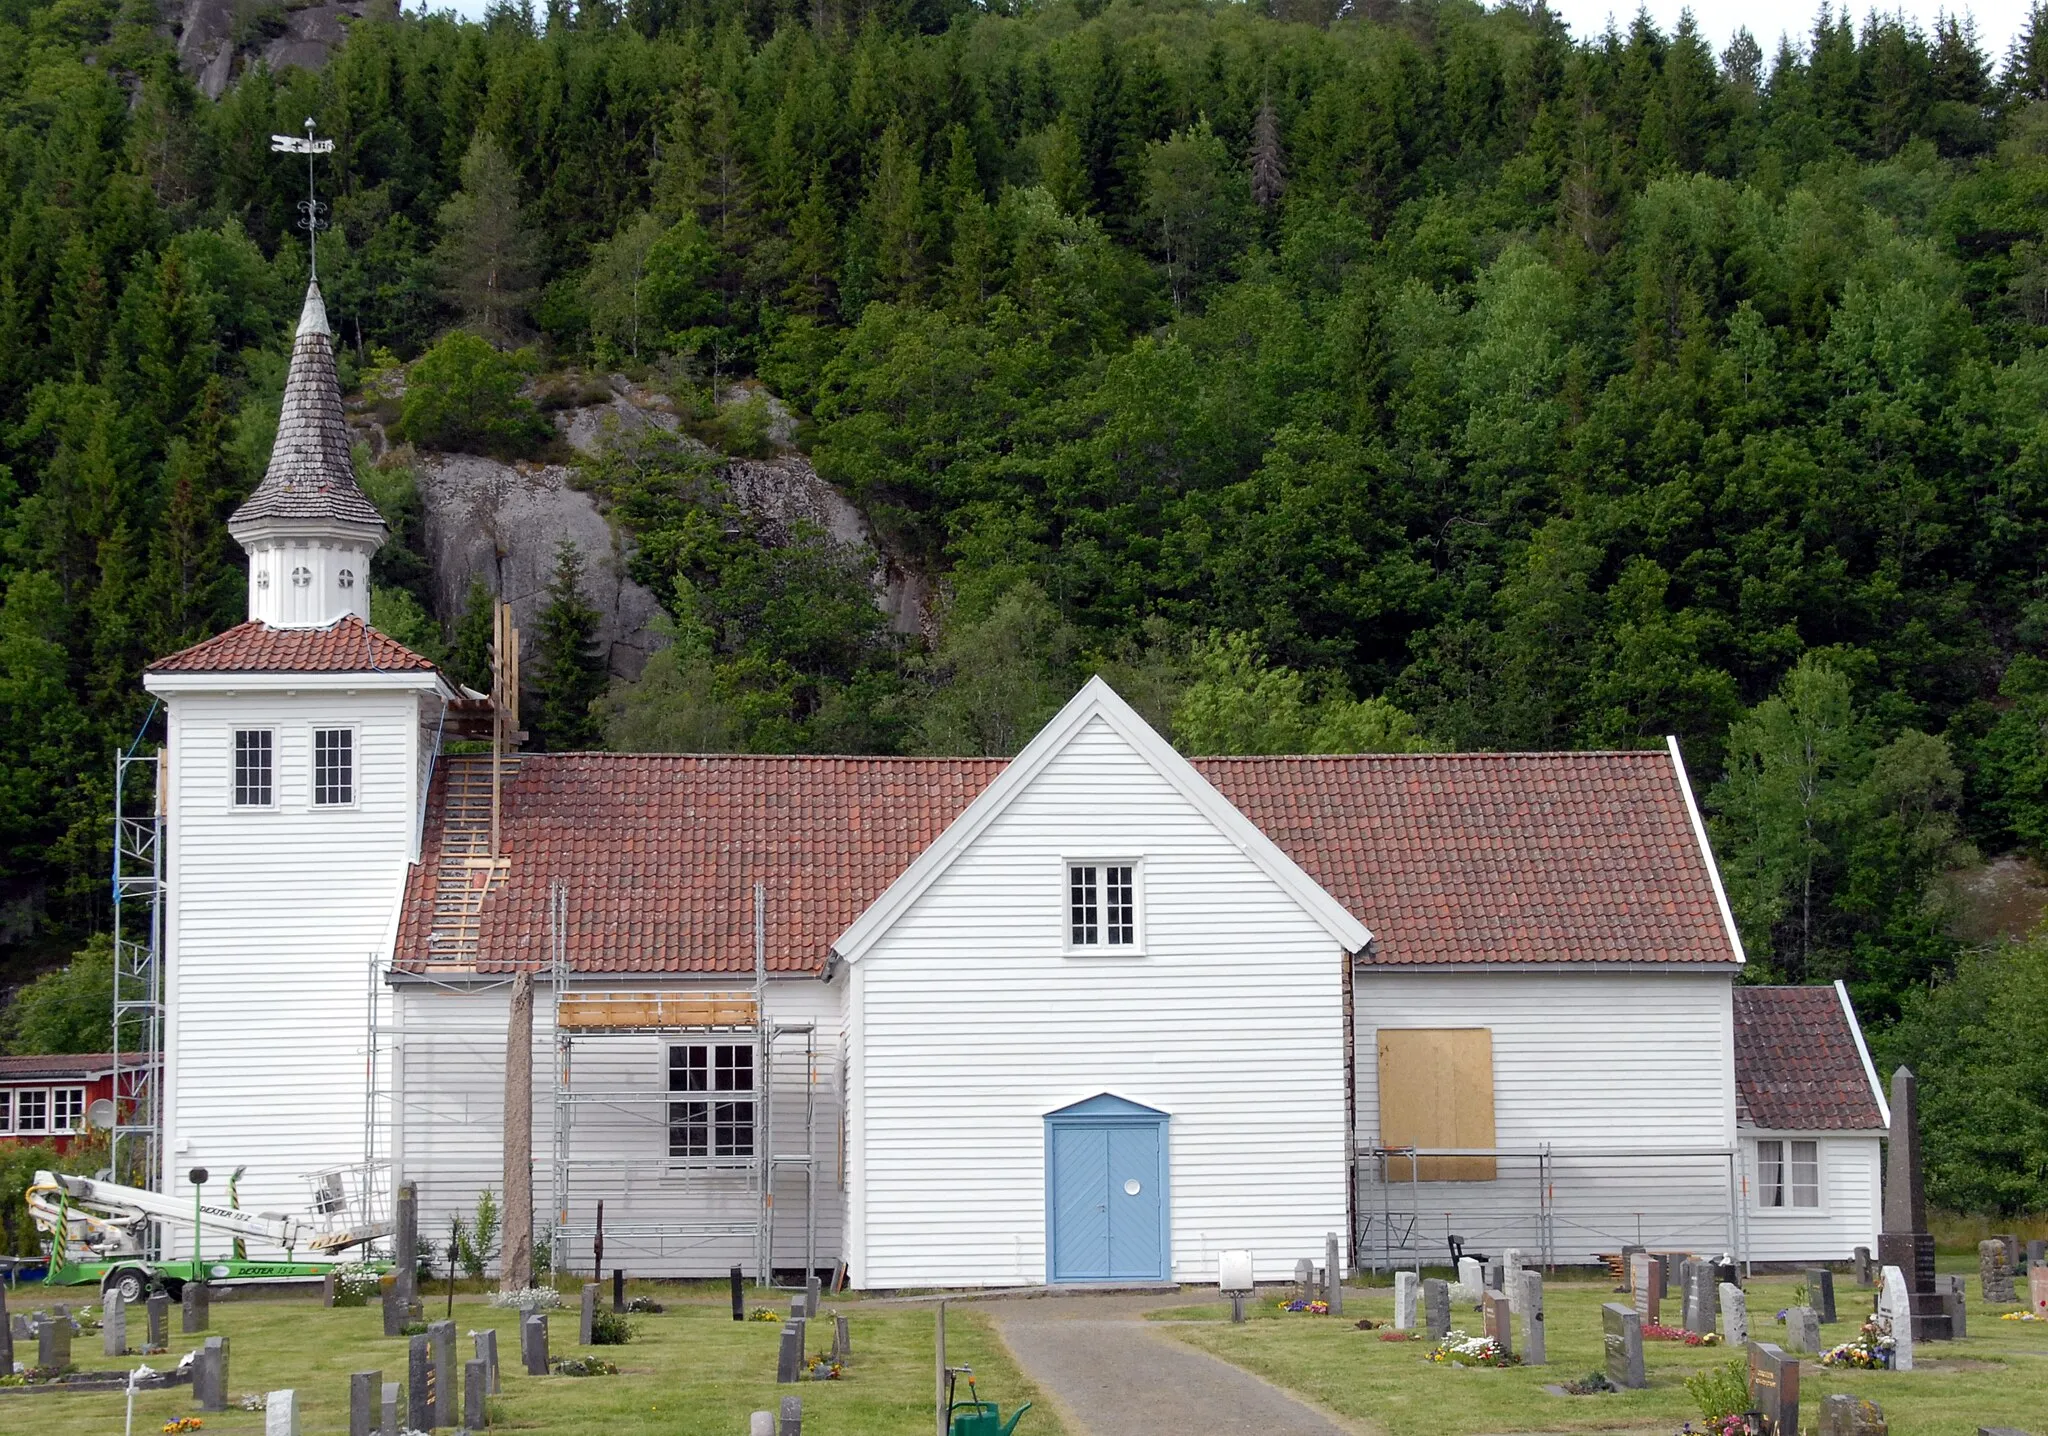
left=984, top=1293, right=1361, bottom=1436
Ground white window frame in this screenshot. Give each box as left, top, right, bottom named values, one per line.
left=232, top=728, right=276, bottom=809
left=1752, top=1137, right=1825, bottom=1213
left=312, top=725, right=358, bottom=808
left=1062, top=858, right=1144, bottom=955
left=0, top=1088, right=12, bottom=1133
left=50, top=1086, right=85, bottom=1134
left=666, top=1042, right=757, bottom=1162
left=14, top=1087, right=48, bottom=1134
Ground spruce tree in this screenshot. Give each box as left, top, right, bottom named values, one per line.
left=450, top=576, right=498, bottom=696
left=533, top=542, right=607, bottom=751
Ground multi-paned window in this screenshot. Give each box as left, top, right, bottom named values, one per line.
left=1756, top=1139, right=1821, bottom=1208
left=14, top=1087, right=48, bottom=1133
left=233, top=729, right=274, bottom=807
left=0, top=1089, right=10, bottom=1133
left=51, top=1086, right=85, bottom=1133
left=667, top=1043, right=755, bottom=1159
left=1068, top=864, right=1136, bottom=947
left=314, top=728, right=355, bottom=806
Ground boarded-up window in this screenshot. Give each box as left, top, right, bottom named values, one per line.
left=1376, top=1028, right=1496, bottom=1181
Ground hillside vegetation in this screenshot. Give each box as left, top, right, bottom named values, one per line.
left=6, top=0, right=2048, bottom=1202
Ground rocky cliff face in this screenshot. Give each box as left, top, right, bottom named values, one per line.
left=168, top=0, right=390, bottom=101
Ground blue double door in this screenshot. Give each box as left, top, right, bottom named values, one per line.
left=1046, top=1096, right=1168, bottom=1282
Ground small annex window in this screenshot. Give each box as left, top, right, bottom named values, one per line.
left=51, top=1086, right=85, bottom=1133
left=313, top=728, right=355, bottom=806
left=15, top=1087, right=47, bottom=1133
left=233, top=729, right=275, bottom=808
left=0, top=1089, right=11, bottom=1133
left=1757, top=1139, right=1821, bottom=1209
left=1068, top=863, right=1138, bottom=948
left=667, top=1043, right=755, bottom=1159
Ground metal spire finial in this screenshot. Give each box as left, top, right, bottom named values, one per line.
left=269, top=118, right=335, bottom=282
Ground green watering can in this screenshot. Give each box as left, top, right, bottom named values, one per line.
left=948, top=1399, right=1032, bottom=1436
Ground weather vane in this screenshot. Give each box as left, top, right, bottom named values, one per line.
left=269, top=118, right=336, bottom=281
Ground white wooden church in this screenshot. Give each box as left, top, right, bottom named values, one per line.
left=140, top=282, right=1891, bottom=1286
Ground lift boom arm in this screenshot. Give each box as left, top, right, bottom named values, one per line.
left=27, top=1170, right=320, bottom=1262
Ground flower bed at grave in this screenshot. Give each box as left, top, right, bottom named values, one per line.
left=161, top=1419, right=203, bottom=1434
left=1427, top=1329, right=1519, bottom=1367
left=749, top=1306, right=784, bottom=1322
left=331, top=1261, right=379, bottom=1307
left=551, top=1356, right=617, bottom=1377
left=487, top=1287, right=563, bottom=1310
left=1377, top=1330, right=1420, bottom=1342
left=1560, top=1371, right=1616, bottom=1396
left=0, top=1366, right=76, bottom=1386
left=1642, top=1322, right=1719, bottom=1346
left=1278, top=1299, right=1330, bottom=1315
left=1819, top=1315, right=1895, bottom=1369
left=1999, top=1310, right=2041, bottom=1321
left=806, top=1353, right=843, bottom=1379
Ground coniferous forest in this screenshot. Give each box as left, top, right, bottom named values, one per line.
left=7, top=0, right=2048, bottom=1205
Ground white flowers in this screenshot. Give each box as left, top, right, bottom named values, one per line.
left=488, top=1287, right=562, bottom=1310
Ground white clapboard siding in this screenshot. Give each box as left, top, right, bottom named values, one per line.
left=392, top=976, right=845, bottom=1276
left=160, top=689, right=426, bottom=1256
left=851, top=715, right=1350, bottom=1289
left=1353, top=968, right=1741, bottom=1265
left=1739, top=1133, right=1882, bottom=1262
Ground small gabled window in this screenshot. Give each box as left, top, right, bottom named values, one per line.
left=233, top=730, right=274, bottom=808
left=313, top=728, right=355, bottom=806
left=1068, top=863, right=1138, bottom=949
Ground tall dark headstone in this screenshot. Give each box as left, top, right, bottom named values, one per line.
left=779, top=1395, right=803, bottom=1436
left=463, top=1357, right=489, bottom=1429
left=579, top=1283, right=597, bottom=1345
left=1422, top=1278, right=1451, bottom=1340
left=474, top=1327, right=500, bottom=1394
left=1853, top=1246, right=1873, bottom=1285
left=182, top=1279, right=209, bottom=1333
left=612, top=1268, right=625, bottom=1313
left=381, top=1382, right=401, bottom=1436
left=1601, top=1302, right=1646, bottom=1389
left=147, top=1291, right=169, bottom=1349
left=0, top=1283, right=11, bottom=1373
left=196, top=1335, right=229, bottom=1411
left=1804, top=1268, right=1837, bottom=1323
left=36, top=1312, right=72, bottom=1370
left=350, top=1371, right=380, bottom=1436
left=381, top=1276, right=405, bottom=1337
left=521, top=1313, right=548, bottom=1376
left=1748, top=1342, right=1800, bottom=1436
left=428, top=1319, right=456, bottom=1427
left=1941, top=1274, right=1968, bottom=1338
left=730, top=1265, right=745, bottom=1322
left=776, top=1323, right=803, bottom=1383
left=394, top=1180, right=420, bottom=1317
left=1877, top=1066, right=1952, bottom=1340
left=407, top=1334, right=433, bottom=1432
left=103, top=1288, right=128, bottom=1357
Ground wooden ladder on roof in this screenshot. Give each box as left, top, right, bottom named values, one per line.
left=428, top=752, right=515, bottom=962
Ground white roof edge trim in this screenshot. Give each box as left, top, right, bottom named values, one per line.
left=144, top=669, right=451, bottom=697
left=1837, top=978, right=1891, bottom=1129
left=832, top=674, right=1372, bottom=963
left=1667, top=734, right=1747, bottom=966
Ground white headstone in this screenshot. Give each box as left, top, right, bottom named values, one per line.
left=750, top=1412, right=775, bottom=1436
left=1455, top=1256, right=1483, bottom=1304
left=1393, top=1271, right=1418, bottom=1330
left=1718, top=1282, right=1748, bottom=1347
left=1502, top=1249, right=1524, bottom=1311
left=265, top=1389, right=300, bottom=1436
left=1879, top=1265, right=1914, bottom=1371
left=1517, top=1268, right=1545, bottom=1364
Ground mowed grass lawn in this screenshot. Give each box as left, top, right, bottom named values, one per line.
left=1153, top=1267, right=2048, bottom=1436
left=3, top=1285, right=1065, bottom=1436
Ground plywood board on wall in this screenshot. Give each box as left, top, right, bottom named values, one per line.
left=1377, top=1028, right=1497, bottom=1181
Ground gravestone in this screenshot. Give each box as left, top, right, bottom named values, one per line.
left=323, top=1272, right=338, bottom=1307
left=1632, top=1252, right=1661, bottom=1323
left=0, top=1284, right=9, bottom=1372
left=1785, top=1306, right=1820, bottom=1354
left=1683, top=1259, right=1715, bottom=1335
left=788, top=1294, right=804, bottom=1323
left=521, top=1313, right=548, bottom=1376
left=349, top=1371, right=380, bottom=1436
left=1483, top=1259, right=1504, bottom=1296
left=1806, top=1267, right=1838, bottom=1323
left=7, top=1312, right=23, bottom=1341
left=832, top=1314, right=851, bottom=1368
left=474, top=1327, right=500, bottom=1393
left=1325, top=1233, right=1344, bottom=1316
left=1422, top=1278, right=1451, bottom=1340
left=1393, top=1271, right=1418, bottom=1330
left=382, top=1276, right=405, bottom=1338
left=776, top=1323, right=803, bottom=1383
left=2030, top=1238, right=2046, bottom=1268
left=612, top=1268, right=625, bottom=1314
left=1980, top=1240, right=2017, bottom=1303
left=266, top=1389, right=301, bottom=1436
left=731, top=1266, right=745, bottom=1323
left=1876, top=1067, right=1951, bottom=1339
left=1455, top=1256, right=1483, bottom=1305
left=1657, top=1254, right=1674, bottom=1296
left=805, top=1274, right=822, bottom=1319
left=1748, top=1342, right=1801, bottom=1436
left=183, top=1279, right=209, bottom=1333
left=1818, top=1394, right=1887, bottom=1436
left=147, top=1291, right=169, bottom=1349
left=2030, top=1262, right=2048, bottom=1317
left=1719, top=1282, right=1749, bottom=1348
left=1601, top=1302, right=1646, bottom=1389
left=1878, top=1265, right=1914, bottom=1371
left=196, top=1335, right=229, bottom=1412
left=579, top=1283, right=598, bottom=1345
left=1517, top=1269, right=1544, bottom=1364
left=1940, top=1274, right=1967, bottom=1339
left=381, top=1382, right=401, bottom=1436
left=779, top=1394, right=803, bottom=1436
left=750, top=1414, right=775, bottom=1436
left=394, top=1180, right=419, bottom=1316
left=37, top=1311, right=72, bottom=1370
left=1617, top=1244, right=1644, bottom=1292
left=429, top=1319, right=456, bottom=1428
left=407, top=1334, right=433, bottom=1432
left=1294, top=1258, right=1314, bottom=1302
left=1997, top=1234, right=2021, bottom=1271
left=1854, top=1246, right=1874, bottom=1285
left=1482, top=1289, right=1513, bottom=1358
left=463, top=1358, right=488, bottom=1429
left=103, top=1288, right=127, bottom=1357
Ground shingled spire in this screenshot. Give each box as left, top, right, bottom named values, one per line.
left=227, top=281, right=387, bottom=629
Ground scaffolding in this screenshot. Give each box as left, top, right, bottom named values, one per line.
left=547, top=882, right=819, bottom=1285
left=1352, top=1143, right=1749, bottom=1275
left=110, top=716, right=165, bottom=1200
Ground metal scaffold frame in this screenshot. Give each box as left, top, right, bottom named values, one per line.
left=547, top=882, right=819, bottom=1285
left=110, top=714, right=165, bottom=1202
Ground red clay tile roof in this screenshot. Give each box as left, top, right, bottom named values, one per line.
left=1732, top=986, right=1887, bottom=1131
left=1196, top=752, right=1734, bottom=967
left=148, top=618, right=440, bottom=675
left=395, top=749, right=1738, bottom=975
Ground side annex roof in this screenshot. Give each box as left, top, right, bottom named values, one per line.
left=830, top=676, right=1374, bottom=963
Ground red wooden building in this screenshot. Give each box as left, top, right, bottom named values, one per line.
left=0, top=1053, right=133, bottom=1154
